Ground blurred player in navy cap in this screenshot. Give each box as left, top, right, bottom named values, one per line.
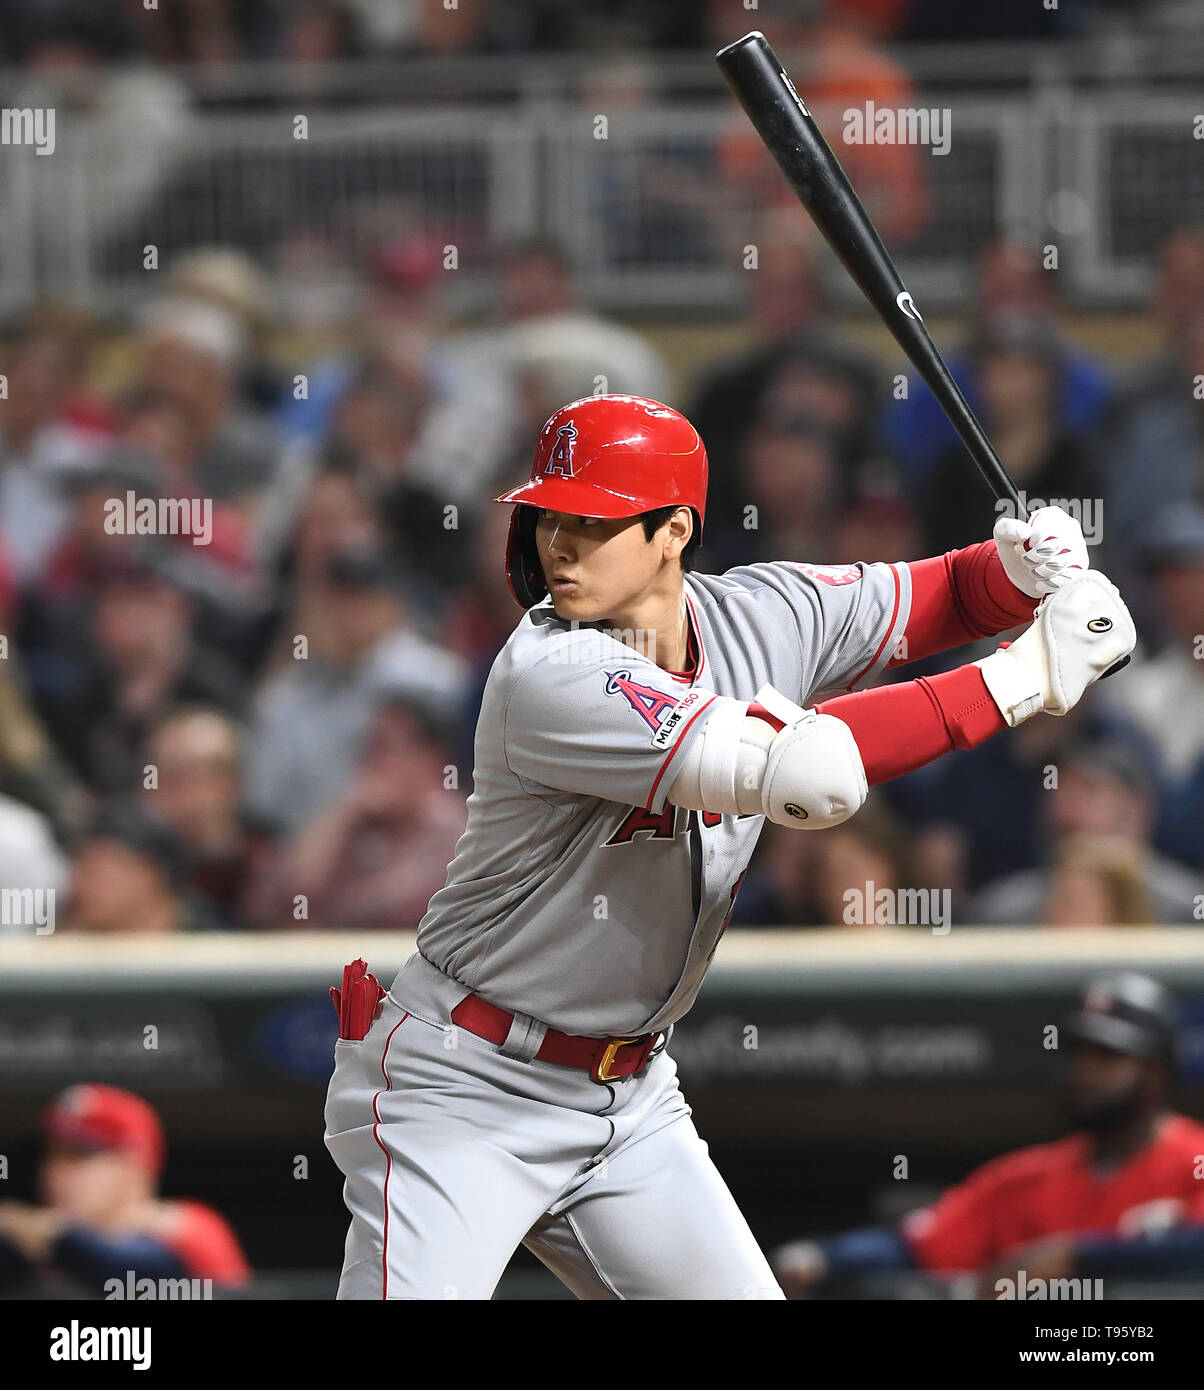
left=773, top=973, right=1204, bottom=1297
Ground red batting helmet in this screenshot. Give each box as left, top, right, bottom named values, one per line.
left=494, top=394, right=708, bottom=607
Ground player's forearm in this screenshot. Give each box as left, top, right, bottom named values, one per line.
left=833, top=572, right=1134, bottom=778
left=668, top=565, right=1131, bottom=818
left=891, top=542, right=1036, bottom=667
left=818, top=664, right=1005, bottom=785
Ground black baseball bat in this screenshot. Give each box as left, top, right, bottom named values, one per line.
left=716, top=30, right=1129, bottom=675
left=717, top=29, right=1019, bottom=510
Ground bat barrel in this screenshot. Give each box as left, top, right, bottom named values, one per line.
left=716, top=30, right=1024, bottom=516
left=717, top=33, right=1127, bottom=678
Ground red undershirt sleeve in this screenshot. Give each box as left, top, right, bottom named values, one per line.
left=746, top=542, right=1033, bottom=786
left=816, top=665, right=1007, bottom=785
left=892, top=541, right=1036, bottom=668
left=803, top=542, right=1026, bottom=784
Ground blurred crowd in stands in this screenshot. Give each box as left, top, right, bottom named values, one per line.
left=3, top=0, right=1197, bottom=310
left=0, top=0, right=1166, bottom=72
left=0, top=3, right=1200, bottom=937
left=0, top=213, right=1201, bottom=934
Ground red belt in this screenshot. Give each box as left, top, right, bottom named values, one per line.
left=450, top=993, right=661, bottom=1084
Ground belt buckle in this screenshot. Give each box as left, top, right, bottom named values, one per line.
left=591, top=1036, right=646, bottom=1084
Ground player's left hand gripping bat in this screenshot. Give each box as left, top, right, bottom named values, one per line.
left=715, top=29, right=1128, bottom=676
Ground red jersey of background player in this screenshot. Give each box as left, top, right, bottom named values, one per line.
left=0, top=1084, right=249, bottom=1293
left=902, top=1112, right=1204, bottom=1273
left=772, top=974, right=1204, bottom=1296
left=133, top=1195, right=250, bottom=1284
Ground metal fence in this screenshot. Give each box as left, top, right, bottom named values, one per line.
left=1, top=88, right=1201, bottom=319
left=73, top=36, right=1204, bottom=108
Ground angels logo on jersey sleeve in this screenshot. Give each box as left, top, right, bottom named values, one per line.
left=789, top=560, right=862, bottom=586
left=604, top=671, right=712, bottom=750
left=604, top=670, right=677, bottom=727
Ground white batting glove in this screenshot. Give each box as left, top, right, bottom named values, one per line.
left=975, top=571, right=1135, bottom=726
left=994, top=505, right=1088, bottom=599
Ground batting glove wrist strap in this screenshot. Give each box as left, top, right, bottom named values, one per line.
left=975, top=648, right=1045, bottom=727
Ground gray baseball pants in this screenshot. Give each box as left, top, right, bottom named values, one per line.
left=323, top=950, right=784, bottom=1300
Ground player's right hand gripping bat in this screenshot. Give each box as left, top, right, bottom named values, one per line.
left=715, top=29, right=1128, bottom=676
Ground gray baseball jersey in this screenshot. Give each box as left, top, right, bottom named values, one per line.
left=411, top=557, right=911, bottom=1036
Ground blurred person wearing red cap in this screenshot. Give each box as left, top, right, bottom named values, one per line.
left=0, top=1085, right=249, bottom=1295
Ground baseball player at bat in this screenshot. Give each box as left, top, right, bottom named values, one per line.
left=323, top=393, right=1135, bottom=1300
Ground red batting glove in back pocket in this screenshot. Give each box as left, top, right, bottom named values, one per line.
left=329, top=958, right=387, bottom=1040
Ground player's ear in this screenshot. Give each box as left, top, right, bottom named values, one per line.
left=664, top=507, right=692, bottom=558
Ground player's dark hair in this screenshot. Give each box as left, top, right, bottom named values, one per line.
left=640, top=506, right=699, bottom=571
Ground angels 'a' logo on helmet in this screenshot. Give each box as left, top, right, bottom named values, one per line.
left=544, top=422, right=578, bottom=478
